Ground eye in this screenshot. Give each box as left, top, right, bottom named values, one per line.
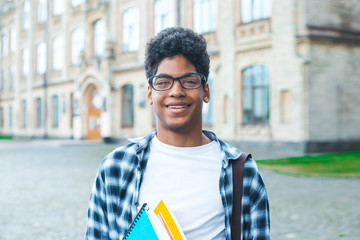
left=184, top=79, right=197, bottom=84
left=181, top=76, right=201, bottom=86
left=154, top=77, right=172, bottom=87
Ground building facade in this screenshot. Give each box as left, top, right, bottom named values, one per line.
left=0, top=0, right=359, bottom=152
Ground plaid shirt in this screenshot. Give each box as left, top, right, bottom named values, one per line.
left=85, top=130, right=270, bottom=240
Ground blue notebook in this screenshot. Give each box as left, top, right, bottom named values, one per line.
left=123, top=203, right=171, bottom=240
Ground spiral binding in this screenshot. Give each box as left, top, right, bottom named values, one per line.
left=123, top=203, right=148, bottom=240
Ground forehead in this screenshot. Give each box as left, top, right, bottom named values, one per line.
left=156, top=55, right=197, bottom=76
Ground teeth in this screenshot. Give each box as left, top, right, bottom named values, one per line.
left=168, top=105, right=187, bottom=109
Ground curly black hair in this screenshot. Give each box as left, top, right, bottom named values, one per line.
left=144, top=27, right=210, bottom=80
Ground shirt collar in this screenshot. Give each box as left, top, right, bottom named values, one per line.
left=129, top=129, right=242, bottom=167
left=202, top=130, right=242, bottom=167
left=128, top=129, right=157, bottom=153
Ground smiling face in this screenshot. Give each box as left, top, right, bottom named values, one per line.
left=147, top=54, right=210, bottom=134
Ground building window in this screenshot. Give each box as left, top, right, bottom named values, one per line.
left=53, top=0, right=64, bottom=16
left=241, top=0, right=272, bottom=24
left=23, top=0, right=31, bottom=30
left=37, top=42, right=47, bottom=74
left=123, top=7, right=139, bottom=53
left=1, top=33, right=8, bottom=56
left=202, top=72, right=214, bottom=126
left=52, top=95, right=59, bottom=128
left=71, top=28, right=84, bottom=65
left=22, top=48, right=30, bottom=77
left=242, top=64, right=270, bottom=124
left=72, top=0, right=84, bottom=7
left=154, top=0, right=176, bottom=35
left=53, top=35, right=64, bottom=70
left=94, top=19, right=106, bottom=58
left=36, top=98, right=42, bottom=128
left=38, top=0, right=48, bottom=23
left=122, top=84, right=134, bottom=127
left=10, top=28, right=16, bottom=53
left=193, top=0, right=217, bottom=34
left=0, top=69, right=5, bottom=91
left=9, top=106, right=13, bottom=129
left=22, top=99, right=27, bottom=128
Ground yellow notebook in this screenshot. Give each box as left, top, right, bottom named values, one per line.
left=154, top=200, right=187, bottom=240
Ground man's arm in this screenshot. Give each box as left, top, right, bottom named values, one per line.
left=85, top=169, right=109, bottom=240
left=243, top=159, right=270, bottom=240
left=249, top=186, right=270, bottom=239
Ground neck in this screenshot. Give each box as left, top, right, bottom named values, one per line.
left=156, top=129, right=211, bottom=147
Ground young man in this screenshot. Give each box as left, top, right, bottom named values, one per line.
left=85, top=27, right=270, bottom=240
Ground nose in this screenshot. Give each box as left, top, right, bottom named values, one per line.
left=169, top=79, right=185, bottom=97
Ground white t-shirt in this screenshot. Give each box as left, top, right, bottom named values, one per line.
left=139, top=136, right=225, bottom=240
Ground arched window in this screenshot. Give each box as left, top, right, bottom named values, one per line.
left=123, top=8, right=139, bottom=53
left=53, top=0, right=64, bottom=16
left=71, top=28, right=84, bottom=65
left=202, top=72, right=214, bottom=126
left=193, top=0, right=217, bottom=34
left=37, top=0, right=48, bottom=23
left=53, top=35, right=64, bottom=70
left=23, top=0, right=31, bottom=30
left=242, top=64, right=270, bottom=124
left=241, top=0, right=272, bottom=24
left=1, top=33, right=8, bottom=56
left=10, top=28, right=16, bottom=53
left=94, top=19, right=106, bottom=58
left=72, top=0, right=84, bottom=7
left=122, top=84, right=134, bottom=127
left=154, top=0, right=176, bottom=35
left=37, top=41, right=47, bottom=74
left=22, top=48, right=30, bottom=77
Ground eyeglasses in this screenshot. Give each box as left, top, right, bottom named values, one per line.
left=148, top=73, right=207, bottom=91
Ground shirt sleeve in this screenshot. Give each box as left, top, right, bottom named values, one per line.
left=249, top=186, right=270, bottom=239
left=245, top=160, right=271, bottom=240
left=85, top=167, right=109, bottom=240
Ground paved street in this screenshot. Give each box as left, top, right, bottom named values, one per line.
left=0, top=139, right=359, bottom=240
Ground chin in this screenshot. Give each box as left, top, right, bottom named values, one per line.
left=160, top=122, right=195, bottom=133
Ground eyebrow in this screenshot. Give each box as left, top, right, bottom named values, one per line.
left=154, top=72, right=198, bottom=78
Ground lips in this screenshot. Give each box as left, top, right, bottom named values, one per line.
left=165, top=103, right=191, bottom=109
left=167, top=105, right=189, bottom=109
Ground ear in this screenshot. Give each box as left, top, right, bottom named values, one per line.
left=203, top=83, right=210, bottom=103
left=147, top=85, right=153, bottom=105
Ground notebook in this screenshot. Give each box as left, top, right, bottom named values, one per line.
left=123, top=201, right=187, bottom=240
left=154, top=200, right=187, bottom=240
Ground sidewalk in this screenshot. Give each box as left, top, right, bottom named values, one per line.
left=261, top=168, right=360, bottom=239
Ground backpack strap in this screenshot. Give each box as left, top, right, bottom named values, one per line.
left=231, top=152, right=251, bottom=240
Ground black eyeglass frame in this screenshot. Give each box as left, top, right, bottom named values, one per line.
left=147, top=73, right=207, bottom=91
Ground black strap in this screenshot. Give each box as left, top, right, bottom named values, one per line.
left=231, top=152, right=251, bottom=240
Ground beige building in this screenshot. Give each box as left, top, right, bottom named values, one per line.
left=0, top=0, right=359, bottom=153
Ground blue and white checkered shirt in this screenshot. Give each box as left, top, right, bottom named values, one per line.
left=85, top=130, right=270, bottom=240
